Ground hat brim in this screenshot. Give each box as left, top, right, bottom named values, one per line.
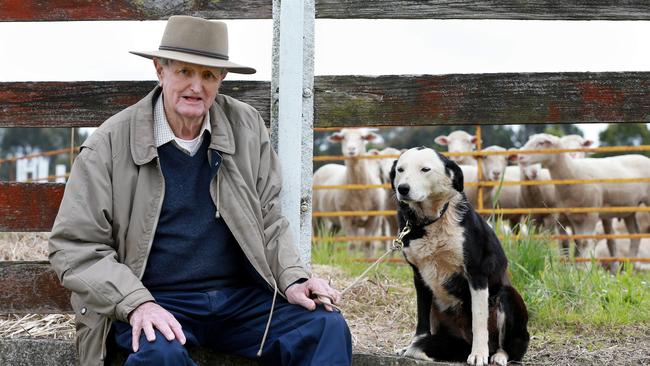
left=130, top=50, right=256, bottom=75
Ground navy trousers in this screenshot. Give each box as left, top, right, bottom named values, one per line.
left=112, top=286, right=352, bottom=366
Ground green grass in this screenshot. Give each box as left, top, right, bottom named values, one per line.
left=313, top=219, right=650, bottom=329
left=499, top=221, right=650, bottom=328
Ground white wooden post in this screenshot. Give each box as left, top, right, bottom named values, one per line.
left=271, top=0, right=315, bottom=266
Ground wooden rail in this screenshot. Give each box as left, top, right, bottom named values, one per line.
left=0, top=262, right=71, bottom=314
left=0, top=183, right=64, bottom=232
left=3, top=1, right=650, bottom=21
left=3, top=73, right=650, bottom=128
left=0, top=81, right=271, bottom=128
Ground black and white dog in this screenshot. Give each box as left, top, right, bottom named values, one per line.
left=391, top=147, right=529, bottom=366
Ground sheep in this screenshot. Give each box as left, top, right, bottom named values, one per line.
left=312, top=128, right=387, bottom=252
left=560, top=134, right=593, bottom=159
left=479, top=145, right=522, bottom=227
left=434, top=130, right=478, bottom=166
left=368, top=147, right=401, bottom=238
left=518, top=133, right=650, bottom=260
left=516, top=163, right=559, bottom=231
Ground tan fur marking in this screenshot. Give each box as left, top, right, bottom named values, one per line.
left=403, top=194, right=466, bottom=311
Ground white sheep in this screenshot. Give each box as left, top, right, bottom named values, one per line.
left=519, top=133, right=650, bottom=259
left=312, top=128, right=387, bottom=252
left=560, top=134, right=593, bottom=159
left=434, top=130, right=478, bottom=166
left=368, top=147, right=401, bottom=238
left=479, top=145, right=522, bottom=227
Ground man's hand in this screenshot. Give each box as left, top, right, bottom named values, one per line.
left=128, top=301, right=186, bottom=352
left=285, top=277, right=341, bottom=312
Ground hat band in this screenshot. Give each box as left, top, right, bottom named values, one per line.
left=158, top=45, right=229, bottom=61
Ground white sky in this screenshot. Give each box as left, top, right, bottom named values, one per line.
left=2, top=19, right=650, bottom=143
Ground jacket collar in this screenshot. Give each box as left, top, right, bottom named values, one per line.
left=131, top=86, right=235, bottom=165
left=208, top=95, right=236, bottom=155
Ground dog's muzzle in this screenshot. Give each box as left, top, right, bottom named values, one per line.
left=397, top=183, right=410, bottom=199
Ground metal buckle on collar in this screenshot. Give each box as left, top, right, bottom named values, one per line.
left=392, top=221, right=411, bottom=251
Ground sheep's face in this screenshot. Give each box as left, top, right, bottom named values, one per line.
left=560, top=135, right=593, bottom=159
left=390, top=147, right=463, bottom=204
left=434, top=130, right=477, bottom=165
left=522, top=163, right=542, bottom=180
left=481, top=146, right=507, bottom=181
left=328, top=128, right=379, bottom=158
left=378, top=147, right=401, bottom=182
left=519, top=133, right=561, bottom=165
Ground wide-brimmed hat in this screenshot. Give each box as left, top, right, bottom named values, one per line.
left=130, top=15, right=256, bottom=74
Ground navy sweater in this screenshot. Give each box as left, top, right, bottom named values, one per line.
left=141, top=136, right=251, bottom=292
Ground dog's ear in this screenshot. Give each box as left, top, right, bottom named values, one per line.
left=444, top=159, right=464, bottom=192
left=389, top=159, right=398, bottom=191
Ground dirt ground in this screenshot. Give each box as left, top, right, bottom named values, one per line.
left=2, top=234, right=650, bottom=365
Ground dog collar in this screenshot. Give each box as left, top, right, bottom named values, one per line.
left=420, top=201, right=450, bottom=226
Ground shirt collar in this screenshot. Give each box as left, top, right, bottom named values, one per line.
left=153, top=93, right=211, bottom=148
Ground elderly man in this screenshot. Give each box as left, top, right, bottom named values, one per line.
left=49, top=15, right=351, bottom=366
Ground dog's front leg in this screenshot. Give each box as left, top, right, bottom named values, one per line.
left=396, top=265, right=434, bottom=361
left=467, top=285, right=489, bottom=366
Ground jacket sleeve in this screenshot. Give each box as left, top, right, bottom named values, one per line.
left=48, top=133, right=154, bottom=322
left=254, top=114, right=311, bottom=292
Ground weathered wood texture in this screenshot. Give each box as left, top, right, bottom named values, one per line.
left=2, top=1, right=650, bottom=21
left=0, top=261, right=71, bottom=314
left=0, top=0, right=273, bottom=21
left=3, top=73, right=649, bottom=128
left=314, top=72, right=650, bottom=127
left=0, top=183, right=64, bottom=232
left=315, top=1, right=650, bottom=20
left=0, top=81, right=271, bottom=128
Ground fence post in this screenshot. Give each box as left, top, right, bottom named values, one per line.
left=271, top=0, right=315, bottom=266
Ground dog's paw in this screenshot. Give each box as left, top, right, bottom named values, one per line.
left=395, top=345, right=433, bottom=361
left=490, top=350, right=509, bottom=366
left=466, top=346, right=489, bottom=366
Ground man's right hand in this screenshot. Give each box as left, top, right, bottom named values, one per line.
left=128, top=301, right=186, bottom=352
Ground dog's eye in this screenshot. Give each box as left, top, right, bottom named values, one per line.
left=421, top=167, right=431, bottom=172
left=397, top=167, right=404, bottom=173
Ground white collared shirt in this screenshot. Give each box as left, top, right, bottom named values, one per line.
left=153, top=94, right=211, bottom=156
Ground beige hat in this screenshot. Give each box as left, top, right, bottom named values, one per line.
left=130, top=15, right=256, bottom=74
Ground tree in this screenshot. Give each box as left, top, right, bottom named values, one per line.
left=597, top=123, right=650, bottom=157
left=514, top=124, right=583, bottom=147
left=0, top=127, right=87, bottom=180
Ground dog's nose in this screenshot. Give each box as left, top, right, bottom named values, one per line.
left=397, top=184, right=410, bottom=196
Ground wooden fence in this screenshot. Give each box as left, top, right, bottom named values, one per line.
left=1, top=0, right=650, bottom=316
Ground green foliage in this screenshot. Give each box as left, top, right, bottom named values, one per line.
left=597, top=123, right=650, bottom=158
left=499, top=221, right=650, bottom=328
left=513, top=124, right=583, bottom=147
left=0, top=127, right=87, bottom=180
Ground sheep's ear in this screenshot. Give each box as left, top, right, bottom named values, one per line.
left=389, top=159, right=398, bottom=191
left=470, top=135, right=478, bottom=145
left=537, top=136, right=553, bottom=147
left=327, top=132, right=344, bottom=142
left=506, top=148, right=519, bottom=163
left=368, top=148, right=380, bottom=155
left=362, top=131, right=380, bottom=142
left=582, top=139, right=594, bottom=148
left=434, top=135, right=449, bottom=146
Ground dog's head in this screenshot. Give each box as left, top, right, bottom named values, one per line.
left=390, top=147, right=463, bottom=204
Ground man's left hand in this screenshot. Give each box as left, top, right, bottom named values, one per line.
left=285, top=277, right=341, bottom=312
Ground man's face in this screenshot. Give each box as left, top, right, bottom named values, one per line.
left=154, top=59, right=226, bottom=123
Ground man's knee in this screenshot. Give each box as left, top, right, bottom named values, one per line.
left=125, top=332, right=195, bottom=366
left=318, top=310, right=351, bottom=339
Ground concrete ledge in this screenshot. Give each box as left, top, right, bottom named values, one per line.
left=0, top=338, right=457, bottom=365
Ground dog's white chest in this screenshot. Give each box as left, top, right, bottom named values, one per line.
left=403, top=224, right=465, bottom=310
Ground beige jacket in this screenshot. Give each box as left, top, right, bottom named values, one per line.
left=49, top=87, right=310, bottom=365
